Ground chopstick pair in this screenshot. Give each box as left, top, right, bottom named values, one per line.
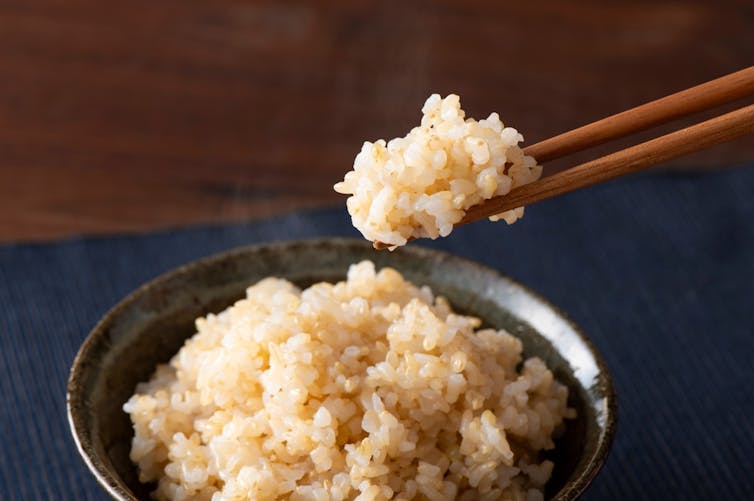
left=460, top=66, right=754, bottom=225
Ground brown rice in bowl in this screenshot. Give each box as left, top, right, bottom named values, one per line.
left=334, top=94, right=542, bottom=248
left=124, top=261, right=574, bottom=500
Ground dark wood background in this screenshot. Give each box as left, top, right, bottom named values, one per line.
left=1, top=0, right=752, bottom=242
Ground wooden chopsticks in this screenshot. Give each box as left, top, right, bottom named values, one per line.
left=524, top=66, right=754, bottom=163
left=460, top=66, right=754, bottom=226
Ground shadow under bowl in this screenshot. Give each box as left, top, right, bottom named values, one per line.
left=67, top=238, right=616, bottom=500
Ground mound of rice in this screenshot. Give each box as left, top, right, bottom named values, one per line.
left=124, top=261, right=573, bottom=501
left=334, top=94, right=542, bottom=248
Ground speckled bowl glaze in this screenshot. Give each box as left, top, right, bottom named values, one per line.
left=68, top=238, right=616, bottom=500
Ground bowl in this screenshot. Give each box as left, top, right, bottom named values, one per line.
left=67, top=238, right=616, bottom=500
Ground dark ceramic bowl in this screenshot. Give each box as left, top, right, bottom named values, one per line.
left=68, top=238, right=616, bottom=500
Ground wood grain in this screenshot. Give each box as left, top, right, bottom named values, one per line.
left=1, top=0, right=753, bottom=242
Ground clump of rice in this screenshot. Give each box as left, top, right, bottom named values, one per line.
left=125, top=261, right=573, bottom=501
left=334, top=94, right=542, bottom=248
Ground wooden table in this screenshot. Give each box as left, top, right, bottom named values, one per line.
left=1, top=0, right=752, bottom=242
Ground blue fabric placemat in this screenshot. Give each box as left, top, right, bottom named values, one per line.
left=1, top=167, right=753, bottom=500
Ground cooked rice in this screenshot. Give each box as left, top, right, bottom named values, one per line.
left=124, top=261, right=573, bottom=500
left=334, top=94, right=542, bottom=248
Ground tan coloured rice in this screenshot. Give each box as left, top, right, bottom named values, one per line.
left=334, top=94, right=542, bottom=248
left=124, top=261, right=573, bottom=501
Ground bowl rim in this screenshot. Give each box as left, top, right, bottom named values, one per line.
left=67, top=237, right=617, bottom=500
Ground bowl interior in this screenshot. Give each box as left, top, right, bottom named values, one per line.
left=68, top=239, right=615, bottom=500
